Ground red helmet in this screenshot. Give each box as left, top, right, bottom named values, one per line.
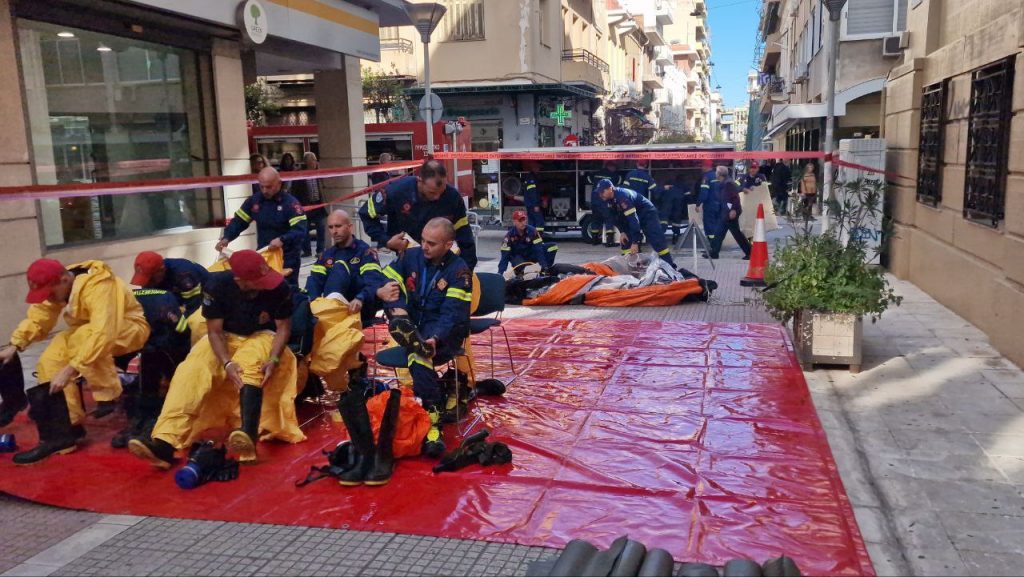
left=512, top=210, right=527, bottom=222
left=749, top=160, right=760, bottom=169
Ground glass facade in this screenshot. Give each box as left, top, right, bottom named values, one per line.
left=17, top=19, right=222, bottom=247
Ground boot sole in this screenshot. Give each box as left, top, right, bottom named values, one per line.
left=227, top=431, right=258, bottom=465
left=337, top=479, right=364, bottom=487
left=127, top=439, right=172, bottom=470
left=13, top=445, right=75, bottom=466
left=363, top=478, right=391, bottom=487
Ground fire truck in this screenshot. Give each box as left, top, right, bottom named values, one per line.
left=247, top=119, right=474, bottom=195
left=490, top=142, right=737, bottom=240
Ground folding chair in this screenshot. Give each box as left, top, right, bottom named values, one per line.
left=469, top=272, right=517, bottom=382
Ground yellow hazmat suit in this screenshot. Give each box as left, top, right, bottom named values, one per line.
left=152, top=332, right=305, bottom=450
left=9, top=260, right=150, bottom=425
left=308, top=297, right=365, bottom=392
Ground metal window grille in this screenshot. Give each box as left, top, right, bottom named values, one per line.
left=964, top=58, right=1014, bottom=226
left=441, top=0, right=485, bottom=42
left=916, top=81, right=946, bottom=206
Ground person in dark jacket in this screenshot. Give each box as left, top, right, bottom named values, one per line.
left=699, top=166, right=751, bottom=260
left=594, top=179, right=675, bottom=267
left=217, top=167, right=308, bottom=286
left=498, top=210, right=553, bottom=275
left=358, top=160, right=477, bottom=269
left=770, top=159, right=792, bottom=215
left=291, top=152, right=328, bottom=258
left=586, top=161, right=622, bottom=246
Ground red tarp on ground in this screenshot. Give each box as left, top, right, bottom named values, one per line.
left=0, top=320, right=872, bottom=576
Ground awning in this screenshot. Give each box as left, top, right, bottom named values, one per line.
left=762, top=77, right=887, bottom=139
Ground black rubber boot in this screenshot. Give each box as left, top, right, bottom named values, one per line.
left=110, top=381, right=139, bottom=449
left=13, top=385, right=78, bottom=465
left=388, top=315, right=435, bottom=360
left=441, top=370, right=472, bottom=424
left=364, top=389, right=400, bottom=486
left=127, top=437, right=177, bottom=470
left=228, top=385, right=263, bottom=464
left=422, top=406, right=446, bottom=459
left=336, top=389, right=375, bottom=486
left=0, top=353, right=28, bottom=428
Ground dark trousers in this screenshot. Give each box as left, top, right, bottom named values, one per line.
left=708, top=219, right=751, bottom=258
left=407, top=338, right=461, bottom=411
left=303, top=212, right=327, bottom=257
left=527, top=207, right=546, bottom=232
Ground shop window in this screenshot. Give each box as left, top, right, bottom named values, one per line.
left=17, top=19, right=221, bottom=247
left=441, top=0, right=485, bottom=42
left=916, top=81, right=946, bottom=206
left=964, top=58, right=1014, bottom=227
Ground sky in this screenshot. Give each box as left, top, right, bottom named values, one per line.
left=705, top=0, right=761, bottom=110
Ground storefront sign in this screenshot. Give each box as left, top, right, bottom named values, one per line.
left=239, top=0, right=269, bottom=45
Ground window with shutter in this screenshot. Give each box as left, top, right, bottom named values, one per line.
left=844, top=0, right=907, bottom=38
left=440, top=0, right=485, bottom=42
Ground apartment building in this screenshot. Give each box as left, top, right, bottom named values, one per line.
left=884, top=0, right=1024, bottom=366
left=756, top=0, right=907, bottom=152
left=664, top=0, right=715, bottom=140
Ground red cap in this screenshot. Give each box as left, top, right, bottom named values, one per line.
left=512, top=210, right=527, bottom=222
left=131, top=251, right=164, bottom=286
left=228, top=250, right=283, bottom=290
left=25, top=259, right=66, bottom=304
left=702, top=160, right=713, bottom=170
left=749, top=160, right=760, bottom=169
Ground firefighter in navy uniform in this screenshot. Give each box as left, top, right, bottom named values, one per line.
left=359, top=159, right=477, bottom=269
left=376, top=218, right=473, bottom=457
left=624, top=160, right=658, bottom=200
left=306, top=209, right=387, bottom=327
left=522, top=161, right=546, bottom=237
left=130, top=251, right=208, bottom=317
left=498, top=210, right=555, bottom=276
left=216, top=167, right=308, bottom=286
left=739, top=161, right=768, bottom=191
left=111, top=288, right=191, bottom=449
left=586, top=160, right=622, bottom=246
left=594, top=179, right=676, bottom=267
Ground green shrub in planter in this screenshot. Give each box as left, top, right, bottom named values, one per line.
left=761, top=178, right=902, bottom=324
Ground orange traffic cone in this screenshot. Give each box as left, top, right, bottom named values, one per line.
left=740, top=203, right=769, bottom=287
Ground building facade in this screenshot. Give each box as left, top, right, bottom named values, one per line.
left=756, top=0, right=907, bottom=152
left=884, top=0, right=1024, bottom=366
left=0, top=0, right=403, bottom=335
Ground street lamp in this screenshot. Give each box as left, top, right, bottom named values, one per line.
left=405, top=2, right=447, bottom=157
left=822, top=0, right=846, bottom=233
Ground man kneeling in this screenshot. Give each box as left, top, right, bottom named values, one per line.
left=130, top=250, right=302, bottom=469
left=377, top=218, right=472, bottom=457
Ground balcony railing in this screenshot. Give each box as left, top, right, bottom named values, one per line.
left=381, top=38, right=414, bottom=54
left=561, top=49, right=609, bottom=73
left=759, top=75, right=786, bottom=96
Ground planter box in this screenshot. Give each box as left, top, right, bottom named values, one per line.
left=792, top=311, right=863, bottom=373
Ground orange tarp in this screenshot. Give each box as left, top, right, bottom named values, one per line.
left=584, top=278, right=705, bottom=307
left=522, top=275, right=597, bottom=306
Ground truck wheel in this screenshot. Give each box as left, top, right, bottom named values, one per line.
left=579, top=214, right=594, bottom=242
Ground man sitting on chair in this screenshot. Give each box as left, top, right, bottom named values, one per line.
left=376, top=218, right=472, bottom=457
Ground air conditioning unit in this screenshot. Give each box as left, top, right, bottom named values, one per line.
left=882, top=32, right=909, bottom=57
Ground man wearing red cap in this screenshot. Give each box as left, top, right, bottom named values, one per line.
left=498, top=210, right=555, bottom=277
left=128, top=250, right=304, bottom=469
left=0, top=259, right=149, bottom=464
left=131, top=251, right=209, bottom=318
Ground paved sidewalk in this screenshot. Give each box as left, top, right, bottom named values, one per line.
left=1, top=225, right=1022, bottom=575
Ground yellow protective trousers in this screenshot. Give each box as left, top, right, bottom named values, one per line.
left=151, top=331, right=305, bottom=450
left=38, top=318, right=149, bottom=426
left=308, top=298, right=365, bottom=392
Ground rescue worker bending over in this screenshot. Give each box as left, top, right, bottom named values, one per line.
left=305, top=209, right=387, bottom=327
left=360, top=159, right=478, bottom=269
left=217, top=167, right=308, bottom=286
left=586, top=160, right=622, bottom=247
left=594, top=179, right=677, bottom=268
left=129, top=250, right=301, bottom=469
left=498, top=210, right=555, bottom=276
left=376, top=218, right=472, bottom=456
left=130, top=251, right=208, bottom=317
left=111, top=288, right=191, bottom=449
left=0, top=259, right=149, bottom=464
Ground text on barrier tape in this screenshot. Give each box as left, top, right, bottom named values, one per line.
left=0, top=161, right=421, bottom=202
left=433, top=150, right=827, bottom=161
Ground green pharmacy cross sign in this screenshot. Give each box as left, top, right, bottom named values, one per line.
left=549, top=103, right=572, bottom=126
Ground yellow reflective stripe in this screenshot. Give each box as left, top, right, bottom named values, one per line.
left=182, top=285, right=202, bottom=298
left=175, top=315, right=189, bottom=333
left=658, top=247, right=671, bottom=255
left=310, top=265, right=328, bottom=275
left=408, top=353, right=433, bottom=368
left=234, top=208, right=252, bottom=223
left=289, top=215, right=307, bottom=226
left=446, top=288, right=472, bottom=302
left=621, top=249, right=631, bottom=255
left=629, top=177, right=645, bottom=182
left=532, top=237, right=542, bottom=244
left=649, top=183, right=657, bottom=190
left=526, top=184, right=537, bottom=189
left=367, top=195, right=377, bottom=219
left=383, top=266, right=407, bottom=298
left=624, top=208, right=637, bottom=216
left=535, top=227, right=545, bottom=231
left=500, top=246, right=511, bottom=251
left=359, top=263, right=382, bottom=274
left=453, top=216, right=469, bottom=230
left=547, top=245, right=558, bottom=252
